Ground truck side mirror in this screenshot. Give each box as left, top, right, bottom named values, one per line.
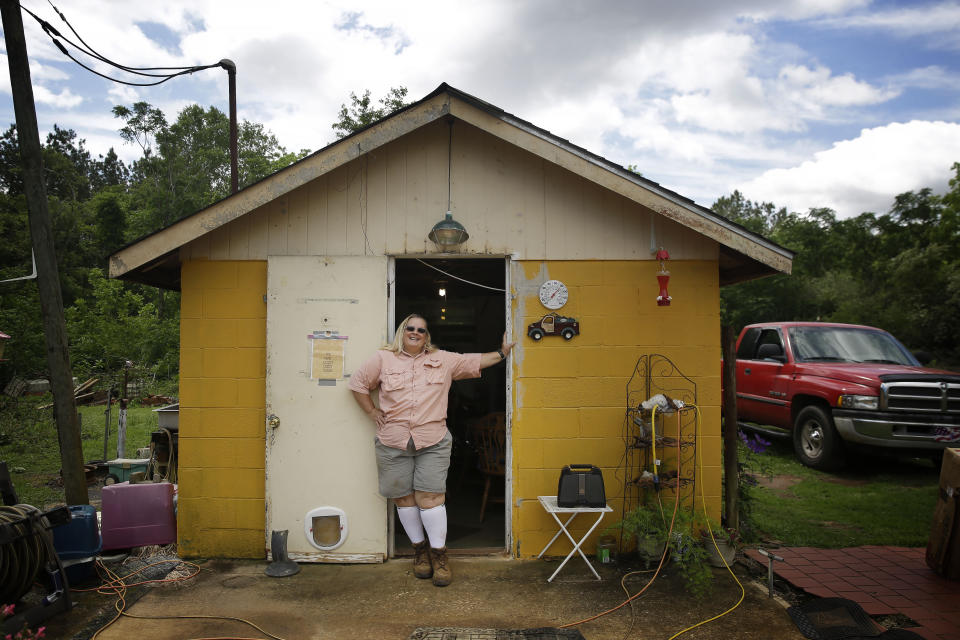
left=756, top=343, right=785, bottom=362
left=912, top=350, right=933, bottom=366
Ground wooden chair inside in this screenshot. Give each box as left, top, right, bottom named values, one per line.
left=469, top=412, right=506, bottom=523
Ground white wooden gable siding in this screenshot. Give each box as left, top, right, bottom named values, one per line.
left=180, top=120, right=717, bottom=262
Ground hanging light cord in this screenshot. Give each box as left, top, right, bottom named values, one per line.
left=447, top=119, right=453, bottom=212
left=414, top=258, right=505, bottom=292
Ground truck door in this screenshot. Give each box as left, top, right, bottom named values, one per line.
left=541, top=315, right=555, bottom=334
left=736, top=327, right=791, bottom=427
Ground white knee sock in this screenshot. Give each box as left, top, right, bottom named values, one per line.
left=396, top=506, right=425, bottom=544
left=420, top=504, right=447, bottom=549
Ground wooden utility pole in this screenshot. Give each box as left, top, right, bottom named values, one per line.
left=1, top=1, right=88, bottom=505
left=721, top=325, right=739, bottom=530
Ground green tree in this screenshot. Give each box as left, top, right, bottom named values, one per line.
left=87, top=187, right=127, bottom=261
left=116, top=102, right=308, bottom=238
left=332, top=86, right=409, bottom=138
left=716, top=162, right=960, bottom=367
left=65, top=268, right=179, bottom=379
left=90, top=148, right=129, bottom=191
left=112, top=102, right=166, bottom=157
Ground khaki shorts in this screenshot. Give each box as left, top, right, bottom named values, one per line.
left=374, top=431, right=452, bottom=498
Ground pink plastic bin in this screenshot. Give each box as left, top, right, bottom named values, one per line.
left=100, top=481, right=176, bottom=550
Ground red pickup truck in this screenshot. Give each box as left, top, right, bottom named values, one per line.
left=735, top=322, right=960, bottom=470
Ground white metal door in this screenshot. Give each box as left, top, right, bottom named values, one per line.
left=266, top=255, right=389, bottom=562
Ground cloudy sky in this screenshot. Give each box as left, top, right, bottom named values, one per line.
left=2, top=0, right=959, bottom=218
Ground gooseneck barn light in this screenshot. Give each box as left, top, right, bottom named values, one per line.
left=428, top=120, right=469, bottom=251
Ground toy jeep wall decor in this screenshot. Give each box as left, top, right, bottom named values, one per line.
left=527, top=313, right=580, bottom=341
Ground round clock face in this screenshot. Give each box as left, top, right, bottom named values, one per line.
left=539, top=279, right=569, bottom=309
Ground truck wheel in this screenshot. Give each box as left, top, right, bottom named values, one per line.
left=529, top=329, right=544, bottom=341
left=793, top=405, right=845, bottom=470
left=561, top=328, right=575, bottom=340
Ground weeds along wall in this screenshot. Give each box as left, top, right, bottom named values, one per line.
left=511, top=259, right=722, bottom=558
left=178, top=260, right=268, bottom=558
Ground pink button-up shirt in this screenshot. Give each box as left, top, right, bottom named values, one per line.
left=349, top=348, right=482, bottom=450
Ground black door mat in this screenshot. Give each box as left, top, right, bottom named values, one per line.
left=787, top=597, right=883, bottom=639
left=875, top=631, right=925, bottom=639
left=409, top=629, right=585, bottom=640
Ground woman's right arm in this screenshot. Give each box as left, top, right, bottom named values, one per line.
left=349, top=352, right=386, bottom=427
left=351, top=390, right=385, bottom=427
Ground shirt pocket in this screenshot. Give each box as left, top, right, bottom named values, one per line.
left=423, top=358, right=445, bottom=385
left=380, top=368, right=407, bottom=391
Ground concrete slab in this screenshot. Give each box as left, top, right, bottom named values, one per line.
left=43, top=556, right=806, bottom=639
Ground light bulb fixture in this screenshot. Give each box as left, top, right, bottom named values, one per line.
left=429, top=211, right=469, bottom=250
left=428, top=120, right=469, bottom=251
left=438, top=288, right=447, bottom=298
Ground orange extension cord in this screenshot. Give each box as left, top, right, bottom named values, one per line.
left=560, top=405, right=746, bottom=638
left=559, top=407, right=684, bottom=629
left=74, top=556, right=288, bottom=640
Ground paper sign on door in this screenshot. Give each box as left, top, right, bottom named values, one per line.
left=309, top=331, right=347, bottom=380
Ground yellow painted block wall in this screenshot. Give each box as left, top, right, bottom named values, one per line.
left=178, top=260, right=267, bottom=558
left=512, top=260, right=721, bottom=558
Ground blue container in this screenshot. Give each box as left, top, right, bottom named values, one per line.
left=52, top=505, right=102, bottom=584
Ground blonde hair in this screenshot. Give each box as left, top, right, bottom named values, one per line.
left=382, top=313, right=438, bottom=354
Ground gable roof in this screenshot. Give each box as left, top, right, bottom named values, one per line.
left=109, top=83, right=792, bottom=290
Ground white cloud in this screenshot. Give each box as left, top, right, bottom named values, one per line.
left=107, top=84, right=140, bottom=105
left=778, top=65, right=897, bottom=107
left=737, top=121, right=960, bottom=217
left=26, top=59, right=70, bottom=82
left=32, top=85, right=83, bottom=108
left=4, top=0, right=957, bottom=223
left=816, top=2, right=960, bottom=46
left=613, top=35, right=893, bottom=135
left=743, top=0, right=871, bottom=20
left=886, top=65, right=960, bottom=91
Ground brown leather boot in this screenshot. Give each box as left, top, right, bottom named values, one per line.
left=412, top=540, right=432, bottom=579
left=430, top=546, right=452, bottom=587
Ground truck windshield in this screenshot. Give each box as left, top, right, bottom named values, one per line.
left=788, top=326, right=919, bottom=365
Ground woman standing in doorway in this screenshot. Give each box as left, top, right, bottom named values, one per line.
left=349, top=313, right=513, bottom=586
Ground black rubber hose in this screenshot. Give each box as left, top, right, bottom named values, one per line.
left=0, top=504, right=51, bottom=603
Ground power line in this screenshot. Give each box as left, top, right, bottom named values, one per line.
left=44, top=0, right=199, bottom=72
left=20, top=2, right=221, bottom=86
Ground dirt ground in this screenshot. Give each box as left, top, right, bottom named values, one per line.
left=35, top=553, right=807, bottom=640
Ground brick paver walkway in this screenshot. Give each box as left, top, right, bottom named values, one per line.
left=746, top=546, right=960, bottom=640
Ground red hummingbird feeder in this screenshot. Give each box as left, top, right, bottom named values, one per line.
left=655, top=247, right=671, bottom=306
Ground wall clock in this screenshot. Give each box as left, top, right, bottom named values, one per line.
left=539, top=279, right=568, bottom=310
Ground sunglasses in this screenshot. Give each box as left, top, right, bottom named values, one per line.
left=405, top=326, right=428, bottom=334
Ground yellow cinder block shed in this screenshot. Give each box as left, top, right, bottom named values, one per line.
left=109, top=84, right=792, bottom=562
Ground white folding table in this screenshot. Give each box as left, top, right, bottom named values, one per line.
left=536, top=495, right=613, bottom=582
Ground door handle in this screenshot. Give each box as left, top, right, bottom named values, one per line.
left=744, top=368, right=751, bottom=375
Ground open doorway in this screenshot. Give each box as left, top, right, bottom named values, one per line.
left=394, top=258, right=507, bottom=552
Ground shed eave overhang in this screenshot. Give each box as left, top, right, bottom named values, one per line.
left=108, top=83, right=792, bottom=287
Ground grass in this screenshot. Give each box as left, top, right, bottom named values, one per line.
left=0, top=392, right=942, bottom=549
left=0, top=394, right=160, bottom=507
left=741, top=435, right=940, bottom=548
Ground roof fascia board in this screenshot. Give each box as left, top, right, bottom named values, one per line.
left=448, top=97, right=792, bottom=275
left=109, top=94, right=452, bottom=279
